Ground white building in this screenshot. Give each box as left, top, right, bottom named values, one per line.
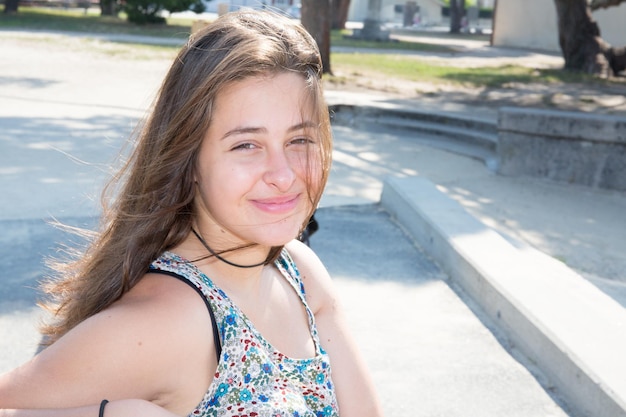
left=347, top=0, right=495, bottom=25
left=492, top=0, right=626, bottom=52
left=414, top=0, right=446, bottom=26
left=202, top=0, right=296, bottom=13
left=346, top=0, right=440, bottom=24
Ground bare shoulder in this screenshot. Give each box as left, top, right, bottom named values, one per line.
left=285, top=243, right=385, bottom=416
left=0, top=272, right=214, bottom=410
left=114, top=272, right=215, bottom=347
left=284, top=240, right=337, bottom=314
left=102, top=272, right=214, bottom=348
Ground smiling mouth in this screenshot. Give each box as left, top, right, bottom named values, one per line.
left=251, top=194, right=300, bottom=214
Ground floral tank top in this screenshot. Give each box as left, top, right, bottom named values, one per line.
left=149, top=250, right=339, bottom=417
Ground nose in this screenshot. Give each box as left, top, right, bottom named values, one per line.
left=263, top=148, right=297, bottom=192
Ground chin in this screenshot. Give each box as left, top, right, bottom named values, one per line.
left=253, top=225, right=303, bottom=247
left=251, top=213, right=308, bottom=245
left=260, top=233, right=300, bottom=248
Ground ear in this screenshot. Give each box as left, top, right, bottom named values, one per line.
left=192, top=165, right=199, bottom=184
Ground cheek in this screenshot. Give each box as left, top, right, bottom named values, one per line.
left=195, top=156, right=231, bottom=205
left=199, top=160, right=260, bottom=203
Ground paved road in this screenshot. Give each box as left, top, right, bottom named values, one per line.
left=0, top=28, right=607, bottom=416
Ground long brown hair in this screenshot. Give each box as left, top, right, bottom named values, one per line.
left=40, top=10, right=333, bottom=344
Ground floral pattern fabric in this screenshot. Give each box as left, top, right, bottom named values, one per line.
left=150, top=250, right=339, bottom=417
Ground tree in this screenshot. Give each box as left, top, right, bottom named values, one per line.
left=331, top=0, right=351, bottom=30
left=301, top=0, right=332, bottom=74
left=553, top=0, right=626, bottom=76
left=100, top=0, right=118, bottom=17
left=449, top=0, right=466, bottom=33
left=590, top=0, right=626, bottom=7
left=3, top=0, right=19, bottom=14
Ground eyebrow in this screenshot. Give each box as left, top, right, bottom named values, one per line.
left=220, top=121, right=318, bottom=140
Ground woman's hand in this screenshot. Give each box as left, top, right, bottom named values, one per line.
left=0, top=399, right=180, bottom=417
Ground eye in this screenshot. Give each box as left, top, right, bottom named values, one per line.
left=231, top=142, right=258, bottom=151
left=289, top=136, right=316, bottom=146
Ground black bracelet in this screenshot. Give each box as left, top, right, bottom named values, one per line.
left=99, top=399, right=109, bottom=417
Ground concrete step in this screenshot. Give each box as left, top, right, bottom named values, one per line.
left=329, top=104, right=498, bottom=165
left=376, top=115, right=498, bottom=150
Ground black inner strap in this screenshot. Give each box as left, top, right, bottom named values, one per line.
left=147, top=269, right=222, bottom=361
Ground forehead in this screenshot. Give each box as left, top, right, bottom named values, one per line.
left=199, top=73, right=324, bottom=152
left=213, top=73, right=315, bottom=120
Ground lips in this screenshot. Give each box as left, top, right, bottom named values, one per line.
left=251, top=194, right=300, bottom=214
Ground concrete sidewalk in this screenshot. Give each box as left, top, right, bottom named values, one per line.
left=1, top=29, right=625, bottom=416
left=323, top=100, right=626, bottom=416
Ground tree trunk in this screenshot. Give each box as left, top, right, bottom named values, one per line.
left=553, top=0, right=611, bottom=76
left=331, top=0, right=351, bottom=30
left=607, top=46, right=626, bottom=76
left=590, top=0, right=626, bottom=75
left=590, top=0, right=626, bottom=10
left=3, top=0, right=19, bottom=14
left=100, top=0, right=117, bottom=16
left=449, top=0, right=466, bottom=33
left=301, top=0, right=332, bottom=74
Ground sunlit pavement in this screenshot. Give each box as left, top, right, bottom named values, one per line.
left=2, top=29, right=625, bottom=416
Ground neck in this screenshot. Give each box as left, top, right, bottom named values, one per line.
left=192, top=228, right=268, bottom=269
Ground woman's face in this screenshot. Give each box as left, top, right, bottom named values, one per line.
left=194, top=72, right=321, bottom=248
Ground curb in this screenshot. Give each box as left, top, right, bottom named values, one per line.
left=380, top=175, right=626, bottom=417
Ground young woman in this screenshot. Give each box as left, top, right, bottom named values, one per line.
left=0, top=9, right=383, bottom=417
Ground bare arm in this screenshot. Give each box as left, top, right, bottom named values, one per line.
left=0, top=273, right=215, bottom=415
left=285, top=240, right=385, bottom=417
left=0, top=399, right=178, bottom=417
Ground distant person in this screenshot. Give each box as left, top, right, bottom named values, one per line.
left=0, top=10, right=383, bottom=417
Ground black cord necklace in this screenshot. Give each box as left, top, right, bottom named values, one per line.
left=192, top=229, right=266, bottom=269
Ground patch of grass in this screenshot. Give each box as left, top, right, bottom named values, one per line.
left=0, top=6, right=193, bottom=38
left=331, top=53, right=613, bottom=88
left=82, top=38, right=180, bottom=58
left=537, top=68, right=605, bottom=84
left=392, top=27, right=491, bottom=42
left=441, top=65, right=602, bottom=87
left=331, top=29, right=457, bottom=53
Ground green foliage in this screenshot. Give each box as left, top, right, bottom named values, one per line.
left=0, top=7, right=194, bottom=37
left=124, top=0, right=205, bottom=24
